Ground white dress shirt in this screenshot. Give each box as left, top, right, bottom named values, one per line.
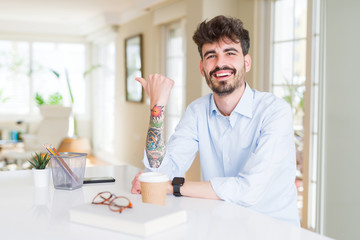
left=143, top=83, right=300, bottom=226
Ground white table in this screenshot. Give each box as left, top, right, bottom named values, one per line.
left=0, top=165, right=332, bottom=240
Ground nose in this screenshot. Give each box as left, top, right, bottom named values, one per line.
left=215, top=54, right=228, bottom=69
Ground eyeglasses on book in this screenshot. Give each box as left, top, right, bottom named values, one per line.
left=92, top=191, right=133, bottom=213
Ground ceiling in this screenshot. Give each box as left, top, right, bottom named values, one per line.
left=0, top=0, right=168, bottom=35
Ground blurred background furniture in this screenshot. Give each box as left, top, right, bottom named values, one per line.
left=22, top=106, right=72, bottom=152
left=0, top=106, right=71, bottom=170
left=58, top=137, right=106, bottom=166
left=58, top=137, right=91, bottom=154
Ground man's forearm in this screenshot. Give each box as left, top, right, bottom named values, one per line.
left=146, top=104, right=166, bottom=168
left=166, top=181, right=221, bottom=200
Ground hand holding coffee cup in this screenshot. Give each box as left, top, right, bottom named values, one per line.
left=138, top=172, right=169, bottom=206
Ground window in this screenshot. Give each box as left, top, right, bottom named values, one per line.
left=271, top=0, right=307, bottom=223
left=92, top=42, right=116, bottom=155
left=0, top=40, right=86, bottom=117
left=271, top=0, right=307, bottom=131
left=163, top=21, right=186, bottom=142
left=271, top=0, right=307, bottom=203
left=0, top=41, right=30, bottom=115
left=32, top=43, right=86, bottom=114
left=269, top=0, right=321, bottom=231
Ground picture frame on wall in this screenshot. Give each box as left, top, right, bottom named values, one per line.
left=125, top=34, right=143, bottom=102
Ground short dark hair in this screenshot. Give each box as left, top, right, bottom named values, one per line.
left=192, top=15, right=250, bottom=59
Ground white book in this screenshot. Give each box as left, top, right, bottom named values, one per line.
left=69, top=202, right=187, bottom=237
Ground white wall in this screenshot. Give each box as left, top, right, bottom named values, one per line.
left=116, top=13, right=159, bottom=169
left=323, top=0, right=360, bottom=239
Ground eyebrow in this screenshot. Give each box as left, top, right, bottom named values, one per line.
left=203, top=48, right=239, bottom=58
left=224, top=48, right=239, bottom=53
left=203, top=50, right=216, bottom=58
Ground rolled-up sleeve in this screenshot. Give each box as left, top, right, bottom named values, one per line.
left=142, top=105, right=200, bottom=179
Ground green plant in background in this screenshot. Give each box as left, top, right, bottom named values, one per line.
left=28, top=152, right=51, bottom=169
left=282, top=84, right=305, bottom=117
left=47, top=92, right=63, bottom=105
left=0, top=47, right=30, bottom=104
left=34, top=92, right=63, bottom=106
left=281, top=77, right=305, bottom=130
left=0, top=88, right=10, bottom=103
left=50, top=65, right=101, bottom=137
left=83, top=65, right=101, bottom=78
left=281, top=76, right=305, bottom=174
left=34, top=93, right=45, bottom=106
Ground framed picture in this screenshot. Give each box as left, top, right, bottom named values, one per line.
left=125, top=34, right=143, bottom=102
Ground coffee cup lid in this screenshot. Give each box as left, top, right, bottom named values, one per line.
left=138, top=172, right=169, bottom=182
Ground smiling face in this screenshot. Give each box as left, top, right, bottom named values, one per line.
left=200, top=38, right=251, bottom=97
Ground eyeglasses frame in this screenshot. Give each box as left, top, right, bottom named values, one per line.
left=92, top=191, right=133, bottom=213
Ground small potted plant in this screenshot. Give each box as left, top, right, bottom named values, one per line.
left=28, top=152, right=51, bottom=187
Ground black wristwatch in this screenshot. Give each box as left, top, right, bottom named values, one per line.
left=172, top=177, right=185, bottom=197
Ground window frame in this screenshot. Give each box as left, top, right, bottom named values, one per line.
left=161, top=19, right=186, bottom=142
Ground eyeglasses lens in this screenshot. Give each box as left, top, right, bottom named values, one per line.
left=92, top=191, right=113, bottom=204
left=109, top=197, right=132, bottom=212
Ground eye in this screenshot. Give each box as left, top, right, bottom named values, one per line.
left=206, top=54, right=216, bottom=60
left=227, top=52, right=236, bottom=56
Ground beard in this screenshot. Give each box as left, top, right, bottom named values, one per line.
left=204, top=66, right=245, bottom=96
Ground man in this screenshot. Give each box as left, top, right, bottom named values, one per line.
left=131, top=15, right=299, bottom=226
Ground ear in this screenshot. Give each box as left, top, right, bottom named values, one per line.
left=244, top=54, right=252, bottom=72
left=200, top=60, right=205, bottom=77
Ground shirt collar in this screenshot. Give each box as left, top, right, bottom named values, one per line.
left=210, top=82, right=254, bottom=119
left=233, top=83, right=253, bottom=118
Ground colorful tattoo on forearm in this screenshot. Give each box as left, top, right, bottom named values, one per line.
left=146, top=104, right=165, bottom=168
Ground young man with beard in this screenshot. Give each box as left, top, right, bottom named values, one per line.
left=131, top=15, right=299, bottom=226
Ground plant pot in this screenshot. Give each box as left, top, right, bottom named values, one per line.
left=39, top=105, right=72, bottom=118
left=32, top=168, right=50, bottom=188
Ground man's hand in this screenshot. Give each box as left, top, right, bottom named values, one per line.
left=136, top=74, right=174, bottom=168
left=136, top=74, right=174, bottom=107
left=131, top=171, right=144, bottom=194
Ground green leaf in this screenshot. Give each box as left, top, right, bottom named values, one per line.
left=34, top=92, right=45, bottom=106
left=28, top=152, right=50, bottom=169
left=83, top=65, right=101, bottom=78
left=0, top=89, right=10, bottom=103
left=27, top=160, right=37, bottom=169
left=47, top=92, right=63, bottom=105
left=65, top=69, right=74, bottom=104
left=50, top=69, right=60, bottom=79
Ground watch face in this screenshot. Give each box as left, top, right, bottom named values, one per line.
left=172, top=177, right=185, bottom=186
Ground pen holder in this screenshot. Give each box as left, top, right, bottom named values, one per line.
left=51, top=152, right=87, bottom=190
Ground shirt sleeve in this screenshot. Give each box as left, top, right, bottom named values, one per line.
left=142, top=105, right=199, bottom=179
left=210, top=100, right=296, bottom=207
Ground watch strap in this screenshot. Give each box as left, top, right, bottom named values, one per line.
left=173, top=184, right=182, bottom=197
left=172, top=177, right=185, bottom=197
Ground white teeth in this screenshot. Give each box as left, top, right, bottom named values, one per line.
left=216, top=72, right=231, bottom=77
